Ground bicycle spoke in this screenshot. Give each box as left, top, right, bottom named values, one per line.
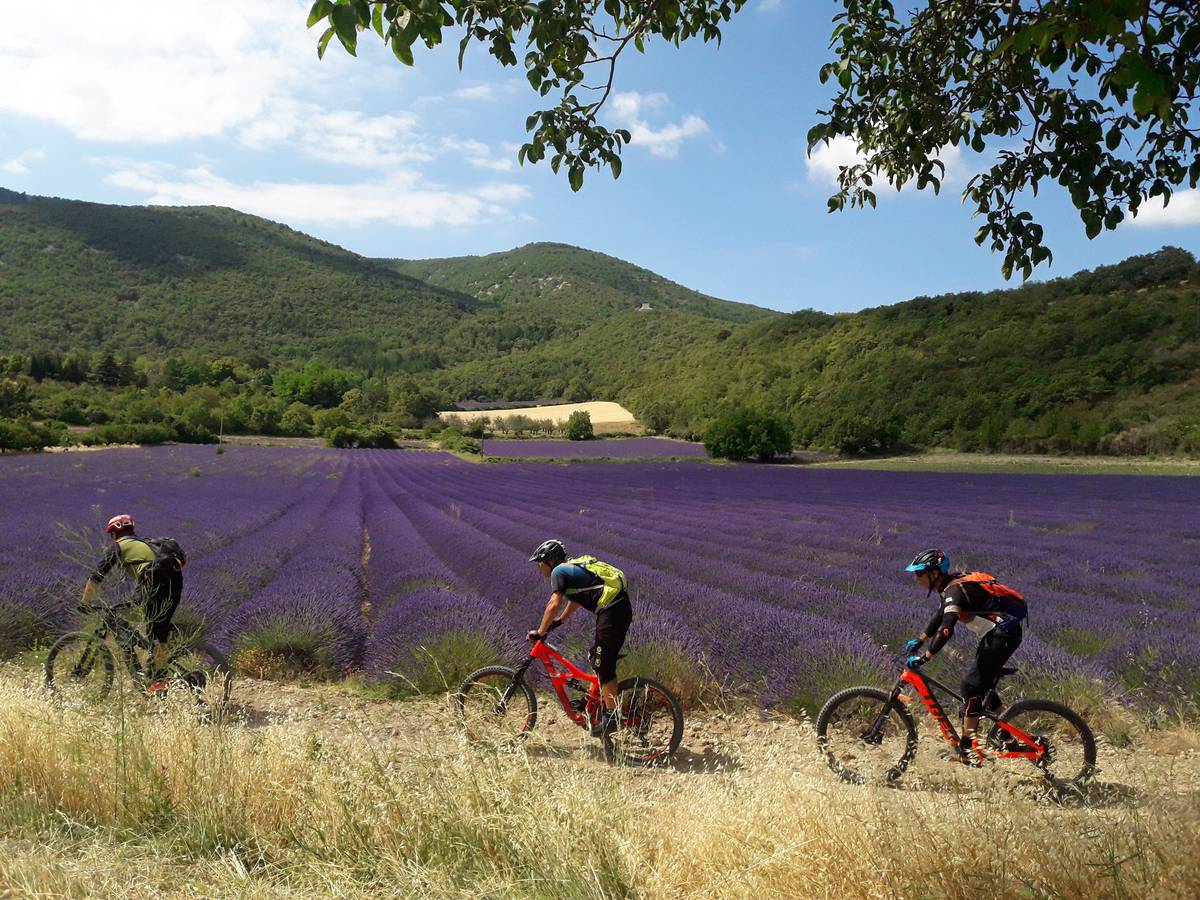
left=45, top=634, right=115, bottom=703
left=456, top=668, right=536, bottom=749
left=606, top=678, right=683, bottom=766
left=986, top=700, right=1096, bottom=790
left=817, top=687, right=917, bottom=784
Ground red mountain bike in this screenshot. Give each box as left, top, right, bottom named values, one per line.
left=455, top=636, right=684, bottom=766
left=817, top=661, right=1096, bottom=791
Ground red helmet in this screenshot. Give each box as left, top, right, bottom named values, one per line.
left=104, top=514, right=135, bottom=535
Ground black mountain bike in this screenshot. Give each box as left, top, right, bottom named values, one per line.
left=44, top=600, right=232, bottom=712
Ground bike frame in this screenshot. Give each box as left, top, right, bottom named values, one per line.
left=508, top=639, right=603, bottom=729
left=86, top=602, right=153, bottom=680
left=874, top=665, right=1047, bottom=762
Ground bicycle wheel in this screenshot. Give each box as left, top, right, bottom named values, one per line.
left=44, top=632, right=116, bottom=702
left=604, top=677, right=684, bottom=767
left=986, top=699, right=1096, bottom=790
left=816, top=686, right=918, bottom=784
left=165, top=640, right=233, bottom=714
left=455, top=666, right=538, bottom=748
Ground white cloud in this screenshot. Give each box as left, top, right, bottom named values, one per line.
left=806, top=135, right=967, bottom=193
left=1130, top=190, right=1200, bottom=228
left=0, top=0, right=319, bottom=143
left=454, top=84, right=495, bottom=101
left=758, top=0, right=784, bottom=12
left=441, top=137, right=515, bottom=172
left=608, top=92, right=709, bottom=159
left=0, top=149, right=45, bottom=175
left=103, top=162, right=528, bottom=228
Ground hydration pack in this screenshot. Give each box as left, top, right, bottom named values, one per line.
left=137, top=536, right=188, bottom=580
left=947, top=572, right=1024, bottom=605
left=567, top=555, right=627, bottom=609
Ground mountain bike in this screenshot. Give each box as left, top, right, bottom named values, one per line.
left=816, top=661, right=1095, bottom=791
left=44, top=600, right=233, bottom=713
left=456, top=635, right=684, bottom=766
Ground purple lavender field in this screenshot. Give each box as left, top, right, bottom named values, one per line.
left=482, top=438, right=708, bottom=459
left=3, top=445, right=1197, bottom=712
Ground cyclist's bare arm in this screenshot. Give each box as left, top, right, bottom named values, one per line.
left=532, top=591, right=569, bottom=637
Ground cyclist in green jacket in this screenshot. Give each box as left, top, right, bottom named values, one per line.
left=81, top=513, right=184, bottom=687
left=527, top=539, right=632, bottom=737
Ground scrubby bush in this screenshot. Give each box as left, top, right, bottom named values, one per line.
left=327, top=426, right=398, bottom=449
left=437, top=428, right=481, bottom=454
left=704, top=409, right=791, bottom=460
left=79, top=422, right=176, bottom=447
left=0, top=418, right=65, bottom=452
left=565, top=410, right=594, bottom=441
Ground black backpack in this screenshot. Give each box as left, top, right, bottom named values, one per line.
left=136, top=536, right=188, bottom=579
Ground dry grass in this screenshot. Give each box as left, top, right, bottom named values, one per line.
left=439, top=402, right=641, bottom=434
left=1, top=669, right=1198, bottom=899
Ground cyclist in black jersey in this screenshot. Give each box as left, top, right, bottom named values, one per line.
left=81, top=513, right=184, bottom=690
left=903, top=548, right=1027, bottom=762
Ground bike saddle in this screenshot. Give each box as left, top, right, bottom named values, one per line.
left=997, top=666, right=1018, bottom=676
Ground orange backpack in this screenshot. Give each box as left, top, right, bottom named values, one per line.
left=948, top=572, right=1025, bottom=605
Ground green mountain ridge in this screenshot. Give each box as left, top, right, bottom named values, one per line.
left=0, top=193, right=766, bottom=372
left=379, top=242, right=776, bottom=325
left=2, top=188, right=1198, bottom=455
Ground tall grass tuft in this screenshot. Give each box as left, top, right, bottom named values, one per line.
left=1, top=672, right=1198, bottom=897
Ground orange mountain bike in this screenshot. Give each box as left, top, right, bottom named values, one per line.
left=817, top=660, right=1096, bottom=791
left=455, top=635, right=684, bottom=766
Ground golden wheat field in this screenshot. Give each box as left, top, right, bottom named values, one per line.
left=439, top=402, right=641, bottom=433
left=1, top=665, right=1198, bottom=900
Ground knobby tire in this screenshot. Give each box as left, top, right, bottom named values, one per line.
left=604, top=676, right=685, bottom=767
left=455, top=665, right=538, bottom=747
left=817, top=686, right=918, bottom=784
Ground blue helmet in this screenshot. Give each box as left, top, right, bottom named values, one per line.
left=906, top=549, right=949, bottom=575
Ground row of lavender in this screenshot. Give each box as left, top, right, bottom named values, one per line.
left=2, top=445, right=1196, bottom=711
left=481, top=438, right=708, bottom=459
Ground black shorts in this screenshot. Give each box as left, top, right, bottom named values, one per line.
left=961, top=626, right=1022, bottom=715
left=590, top=595, right=632, bottom=684
left=142, top=571, right=182, bottom=643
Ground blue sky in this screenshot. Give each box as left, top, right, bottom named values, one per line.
left=1, top=0, right=1196, bottom=313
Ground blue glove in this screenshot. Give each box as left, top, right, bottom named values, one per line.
left=903, top=639, right=923, bottom=656
left=906, top=653, right=926, bottom=669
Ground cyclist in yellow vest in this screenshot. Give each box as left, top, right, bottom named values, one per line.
left=527, top=539, right=631, bottom=736
left=81, top=513, right=184, bottom=690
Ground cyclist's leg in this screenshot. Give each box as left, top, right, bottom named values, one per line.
left=145, top=571, right=182, bottom=675
left=962, top=627, right=1022, bottom=750
left=591, top=596, right=632, bottom=713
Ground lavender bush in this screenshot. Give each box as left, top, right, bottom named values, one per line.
left=482, top=438, right=707, bottom=459
left=3, top=444, right=1197, bottom=716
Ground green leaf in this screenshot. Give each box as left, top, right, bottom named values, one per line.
left=307, top=0, right=334, bottom=29
left=609, top=155, right=622, bottom=179
left=569, top=162, right=584, bottom=192
left=391, top=36, right=415, bottom=65
left=331, top=4, right=359, bottom=55
left=317, top=26, right=336, bottom=59
left=372, top=3, right=385, bottom=38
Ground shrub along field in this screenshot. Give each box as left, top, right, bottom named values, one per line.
left=1, top=444, right=1197, bottom=719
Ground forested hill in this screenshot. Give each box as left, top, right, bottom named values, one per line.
left=379, top=243, right=776, bottom=326
left=2, top=187, right=1198, bottom=455
left=0, top=193, right=769, bottom=371
left=435, top=247, right=1200, bottom=455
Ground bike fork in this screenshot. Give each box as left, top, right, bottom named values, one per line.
left=863, top=683, right=904, bottom=744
